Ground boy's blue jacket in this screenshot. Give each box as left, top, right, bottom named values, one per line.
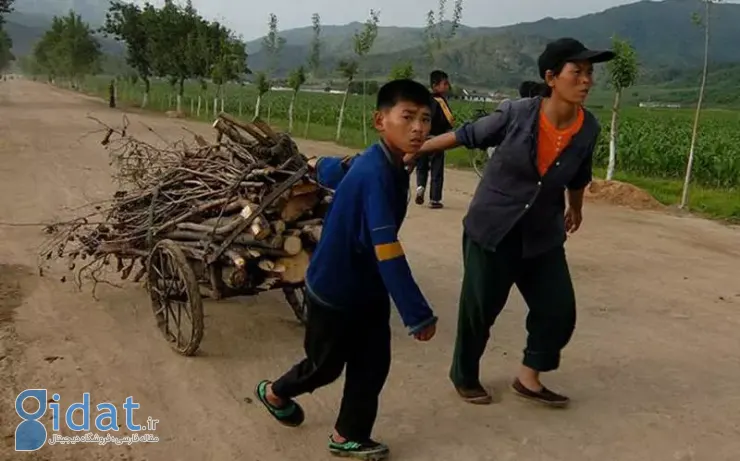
left=306, top=143, right=437, bottom=334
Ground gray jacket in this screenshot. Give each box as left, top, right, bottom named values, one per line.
left=456, top=97, right=601, bottom=258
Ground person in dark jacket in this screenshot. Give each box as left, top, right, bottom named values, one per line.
left=415, top=70, right=454, bottom=209
left=518, top=80, right=550, bottom=98
left=412, top=38, right=614, bottom=408
left=255, top=79, right=437, bottom=461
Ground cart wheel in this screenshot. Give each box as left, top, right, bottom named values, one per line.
left=283, top=286, right=308, bottom=325
left=147, top=239, right=204, bottom=356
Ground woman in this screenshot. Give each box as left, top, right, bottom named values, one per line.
left=412, top=38, right=614, bottom=407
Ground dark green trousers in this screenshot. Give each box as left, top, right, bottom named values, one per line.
left=450, top=230, right=577, bottom=389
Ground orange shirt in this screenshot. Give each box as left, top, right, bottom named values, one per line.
left=537, top=107, right=584, bottom=176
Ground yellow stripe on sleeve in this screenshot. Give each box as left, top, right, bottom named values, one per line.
left=374, top=241, right=405, bottom=261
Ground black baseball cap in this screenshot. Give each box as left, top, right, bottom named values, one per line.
left=537, top=38, right=615, bottom=78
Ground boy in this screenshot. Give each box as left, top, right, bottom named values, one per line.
left=415, top=70, right=454, bottom=209
left=255, top=79, right=438, bottom=460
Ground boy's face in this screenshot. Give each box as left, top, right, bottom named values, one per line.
left=432, top=79, right=451, bottom=95
left=374, top=101, right=432, bottom=155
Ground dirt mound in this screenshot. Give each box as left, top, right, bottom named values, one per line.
left=585, top=179, right=664, bottom=210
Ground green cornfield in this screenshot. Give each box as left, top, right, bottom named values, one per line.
left=82, top=77, right=740, bottom=189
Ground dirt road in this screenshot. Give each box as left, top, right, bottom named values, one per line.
left=1, top=80, right=738, bottom=461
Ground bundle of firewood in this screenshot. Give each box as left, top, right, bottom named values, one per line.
left=39, top=113, right=330, bottom=295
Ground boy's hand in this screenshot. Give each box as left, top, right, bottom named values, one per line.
left=413, top=323, right=436, bottom=341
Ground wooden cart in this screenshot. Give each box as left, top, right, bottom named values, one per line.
left=145, top=238, right=308, bottom=356
left=40, top=115, right=324, bottom=357
left=144, top=163, right=317, bottom=357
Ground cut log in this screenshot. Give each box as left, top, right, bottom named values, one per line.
left=176, top=215, right=242, bottom=235
left=282, top=235, right=303, bottom=256
left=302, top=224, right=322, bottom=243
left=240, top=203, right=271, bottom=240
left=213, top=118, right=253, bottom=146
left=217, top=113, right=270, bottom=145
left=295, top=218, right=323, bottom=227
left=281, top=193, right=320, bottom=222
left=162, top=231, right=287, bottom=254
left=291, top=182, right=320, bottom=197
left=258, top=259, right=275, bottom=272
left=252, top=118, right=280, bottom=143
left=222, top=265, right=247, bottom=288
left=275, top=249, right=310, bottom=284
left=272, top=220, right=286, bottom=235
left=255, top=277, right=280, bottom=291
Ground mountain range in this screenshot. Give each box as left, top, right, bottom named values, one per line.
left=4, top=0, right=740, bottom=88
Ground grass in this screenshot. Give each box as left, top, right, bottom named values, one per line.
left=69, top=76, right=740, bottom=223
left=445, top=152, right=740, bottom=223
left=591, top=168, right=740, bottom=223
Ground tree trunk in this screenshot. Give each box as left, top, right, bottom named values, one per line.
left=304, top=106, right=311, bottom=138
left=254, top=93, right=262, bottom=119
left=142, top=78, right=150, bottom=108
left=108, top=80, right=116, bottom=108
left=177, top=78, right=184, bottom=113
left=197, top=95, right=201, bottom=117
left=213, top=97, right=218, bottom=118
left=362, top=78, right=368, bottom=145
left=680, top=0, right=711, bottom=209
left=336, top=85, right=350, bottom=141
left=607, top=88, right=622, bottom=180
left=288, top=90, right=297, bottom=133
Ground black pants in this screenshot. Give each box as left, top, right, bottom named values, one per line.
left=416, top=151, right=445, bottom=202
left=272, top=292, right=391, bottom=441
left=450, top=229, right=577, bottom=389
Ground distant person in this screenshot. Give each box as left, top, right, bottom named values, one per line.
left=414, top=70, right=454, bottom=209
left=519, top=80, right=550, bottom=98
left=412, top=38, right=614, bottom=407
left=255, top=79, right=437, bottom=461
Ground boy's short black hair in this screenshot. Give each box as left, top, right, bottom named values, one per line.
left=430, top=70, right=449, bottom=87
left=376, top=79, right=432, bottom=111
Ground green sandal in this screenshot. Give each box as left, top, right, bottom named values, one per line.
left=254, top=380, right=305, bottom=427
left=328, top=436, right=389, bottom=460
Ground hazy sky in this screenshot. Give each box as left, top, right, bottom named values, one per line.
left=137, top=0, right=648, bottom=41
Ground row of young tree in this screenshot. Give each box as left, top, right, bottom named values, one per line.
left=606, top=0, right=722, bottom=208
left=13, top=0, right=465, bottom=144
left=253, top=0, right=464, bottom=143
left=23, top=0, right=247, bottom=113
left=102, top=0, right=247, bottom=112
